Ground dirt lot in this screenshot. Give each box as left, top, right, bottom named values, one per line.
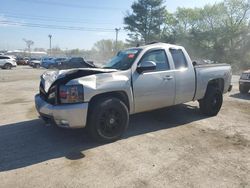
left=0, top=66, right=249, bottom=188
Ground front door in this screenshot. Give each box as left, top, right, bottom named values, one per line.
left=132, top=49, right=175, bottom=113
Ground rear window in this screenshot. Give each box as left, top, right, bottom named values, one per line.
left=70, top=58, right=83, bottom=63
left=170, top=49, right=188, bottom=69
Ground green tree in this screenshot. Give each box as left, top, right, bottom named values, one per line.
left=124, top=0, right=166, bottom=44
left=162, top=0, right=250, bottom=71
left=161, top=11, right=178, bottom=43
left=124, top=0, right=250, bottom=71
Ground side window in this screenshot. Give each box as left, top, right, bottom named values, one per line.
left=70, top=58, right=83, bottom=67
left=170, top=49, right=188, bottom=69
left=70, top=58, right=76, bottom=63
left=71, top=58, right=82, bottom=63
left=140, top=50, right=170, bottom=71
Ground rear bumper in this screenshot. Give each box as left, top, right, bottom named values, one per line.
left=239, top=79, right=250, bottom=85
left=35, top=94, right=88, bottom=128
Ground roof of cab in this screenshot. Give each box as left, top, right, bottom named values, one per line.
left=129, top=42, right=183, bottom=51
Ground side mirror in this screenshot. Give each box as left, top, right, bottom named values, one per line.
left=192, top=61, right=197, bottom=66
left=137, top=61, right=156, bottom=74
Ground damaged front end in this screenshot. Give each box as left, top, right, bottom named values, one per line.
left=39, top=68, right=117, bottom=105
left=35, top=68, right=117, bottom=128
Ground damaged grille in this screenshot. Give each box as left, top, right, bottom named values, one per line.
left=40, top=81, right=57, bottom=105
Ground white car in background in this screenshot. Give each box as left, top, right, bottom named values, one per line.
left=28, top=58, right=42, bottom=68
left=0, top=55, right=17, bottom=69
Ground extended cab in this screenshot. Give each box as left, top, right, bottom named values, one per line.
left=35, top=43, right=232, bottom=142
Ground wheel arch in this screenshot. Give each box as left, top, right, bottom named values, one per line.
left=3, top=62, right=12, bottom=69
left=206, top=78, right=225, bottom=93
left=88, top=91, right=130, bottom=112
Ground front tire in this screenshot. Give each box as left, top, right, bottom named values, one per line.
left=87, top=98, right=129, bottom=143
left=3, top=63, right=12, bottom=69
left=35, top=64, right=40, bottom=68
left=239, top=84, right=249, bottom=94
left=199, top=86, right=223, bottom=116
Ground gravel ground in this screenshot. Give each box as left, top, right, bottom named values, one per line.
left=0, top=66, right=249, bottom=188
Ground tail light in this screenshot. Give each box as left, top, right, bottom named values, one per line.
left=59, top=85, right=84, bottom=104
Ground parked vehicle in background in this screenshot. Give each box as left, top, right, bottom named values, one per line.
left=0, top=55, right=17, bottom=69
left=16, top=57, right=29, bottom=65
left=57, top=57, right=95, bottom=70
left=35, top=43, right=232, bottom=142
left=59, top=57, right=95, bottom=69
left=41, top=57, right=53, bottom=65
left=239, top=69, right=250, bottom=94
left=42, top=57, right=67, bottom=69
left=28, top=58, right=42, bottom=68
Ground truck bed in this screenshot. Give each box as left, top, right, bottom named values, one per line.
left=194, top=63, right=229, bottom=68
left=193, top=63, right=232, bottom=101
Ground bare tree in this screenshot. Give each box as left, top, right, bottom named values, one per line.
left=23, top=38, right=34, bottom=56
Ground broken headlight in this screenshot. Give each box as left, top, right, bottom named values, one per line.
left=59, top=85, right=84, bottom=104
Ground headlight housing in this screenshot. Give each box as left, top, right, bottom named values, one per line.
left=59, top=85, right=84, bottom=104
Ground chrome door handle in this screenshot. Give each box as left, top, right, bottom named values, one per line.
left=163, top=75, right=173, bottom=81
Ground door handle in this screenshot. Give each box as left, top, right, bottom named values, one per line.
left=163, top=75, right=173, bottom=81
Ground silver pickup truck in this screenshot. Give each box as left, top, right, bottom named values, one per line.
left=35, top=43, right=232, bottom=142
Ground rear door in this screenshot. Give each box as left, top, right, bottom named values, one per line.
left=169, top=48, right=195, bottom=104
left=133, top=49, right=176, bottom=113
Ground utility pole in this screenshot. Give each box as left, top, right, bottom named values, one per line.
left=115, top=28, right=121, bottom=53
left=48, top=34, right=52, bottom=56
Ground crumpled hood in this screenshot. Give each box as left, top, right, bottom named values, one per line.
left=41, top=68, right=117, bottom=92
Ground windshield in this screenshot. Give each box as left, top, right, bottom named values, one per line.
left=103, top=49, right=141, bottom=70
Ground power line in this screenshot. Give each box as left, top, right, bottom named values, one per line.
left=0, top=20, right=114, bottom=32
left=18, top=0, right=124, bottom=11
left=0, top=20, right=127, bottom=33
left=4, top=15, right=113, bottom=25
left=1, top=12, right=116, bottom=25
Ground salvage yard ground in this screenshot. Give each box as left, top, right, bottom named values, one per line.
left=0, top=66, right=249, bottom=188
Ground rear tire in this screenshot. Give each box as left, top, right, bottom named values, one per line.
left=87, top=98, right=129, bottom=143
left=239, top=84, right=249, bottom=94
left=199, top=86, right=223, bottom=116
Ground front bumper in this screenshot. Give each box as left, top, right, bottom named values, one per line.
left=35, top=94, right=88, bottom=128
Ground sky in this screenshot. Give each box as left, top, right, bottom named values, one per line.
left=0, top=0, right=219, bottom=51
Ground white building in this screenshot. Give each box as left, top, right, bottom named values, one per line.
left=5, top=50, right=47, bottom=57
